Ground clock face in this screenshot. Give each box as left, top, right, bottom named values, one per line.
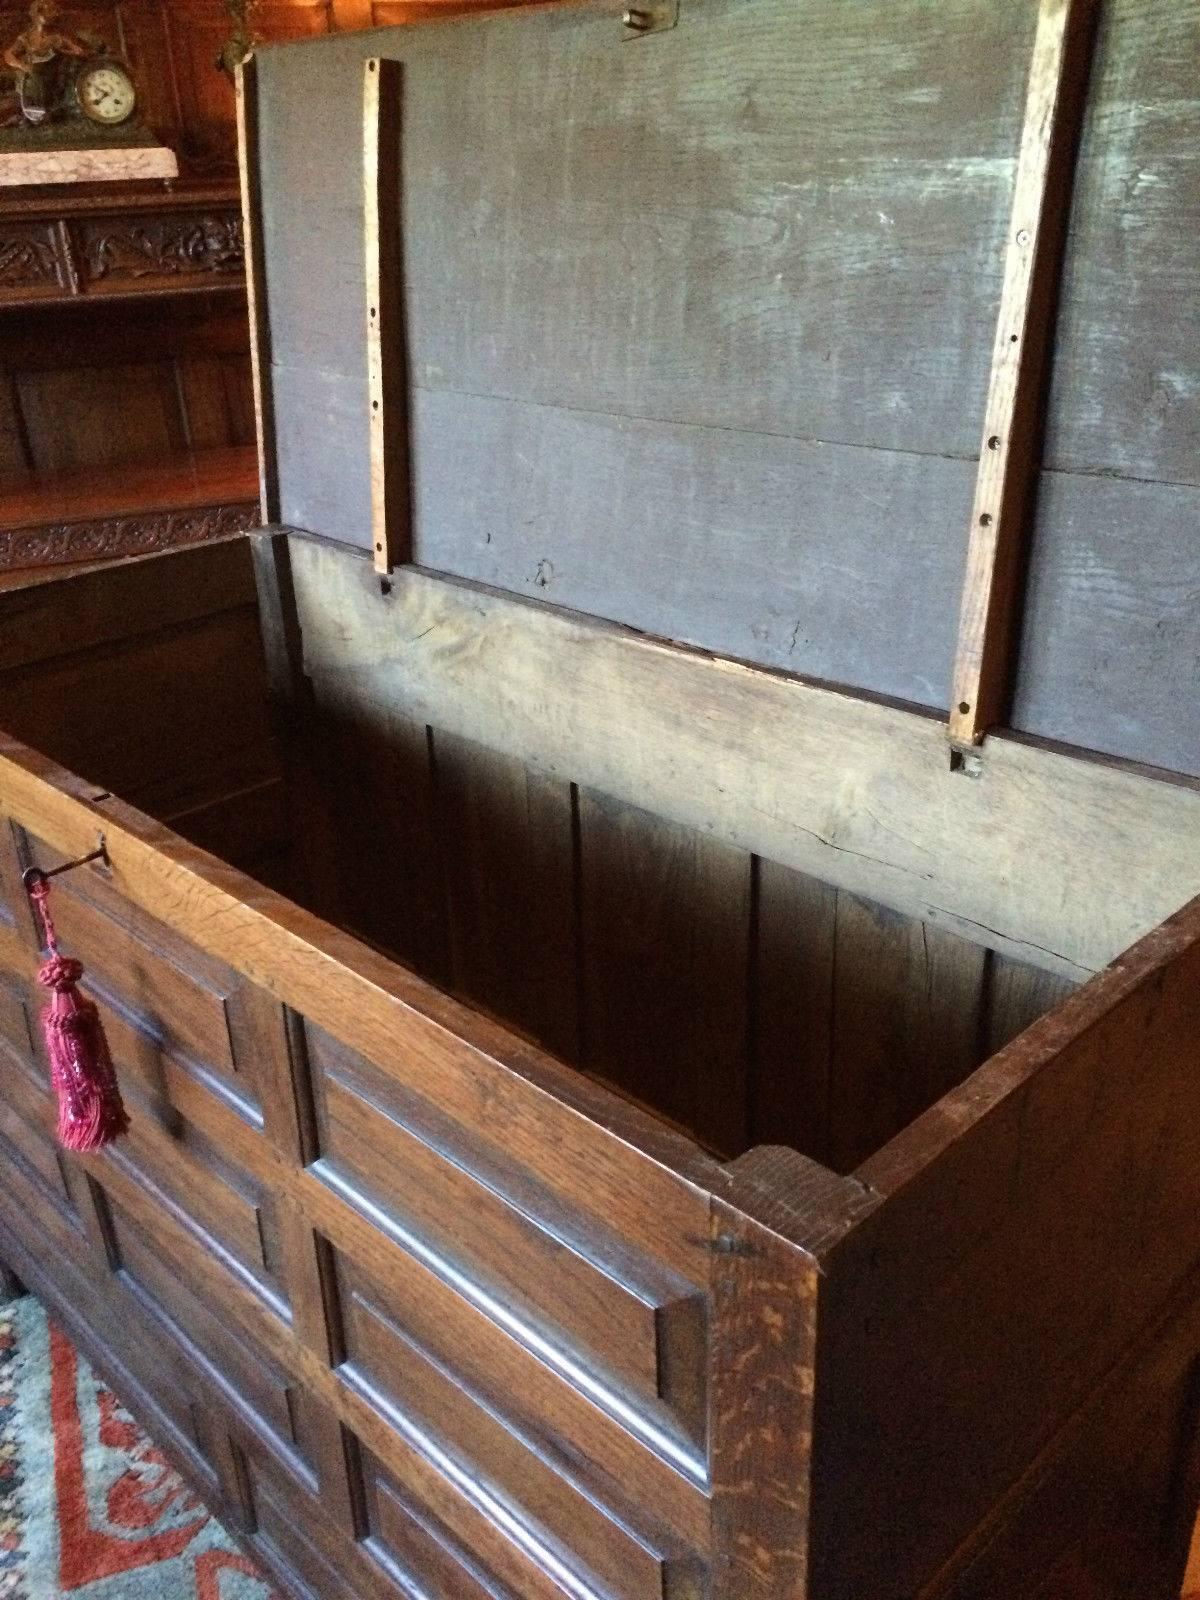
left=76, top=62, right=137, bottom=127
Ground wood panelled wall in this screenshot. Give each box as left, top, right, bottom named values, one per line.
left=0, top=540, right=286, bottom=873
left=302, top=659, right=1076, bottom=1173
left=0, top=302, right=256, bottom=481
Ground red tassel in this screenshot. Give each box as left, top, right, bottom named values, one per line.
left=28, top=878, right=129, bottom=1153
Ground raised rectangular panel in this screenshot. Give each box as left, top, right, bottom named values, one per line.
left=115, top=1108, right=277, bottom=1290
left=364, top=1445, right=580, bottom=1600
left=341, top=1274, right=686, bottom=1600
left=307, top=1023, right=709, bottom=1445
left=42, top=885, right=243, bottom=1083
left=106, top=1200, right=311, bottom=1484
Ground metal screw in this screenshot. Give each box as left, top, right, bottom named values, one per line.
left=1016, top=228, right=1031, bottom=246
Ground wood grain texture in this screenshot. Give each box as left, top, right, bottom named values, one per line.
left=1005, top=2, right=1200, bottom=776
left=258, top=0, right=1030, bottom=453
left=0, top=607, right=273, bottom=815
left=0, top=299, right=254, bottom=474
left=315, top=1066, right=687, bottom=1414
left=809, top=894, right=1200, bottom=1596
left=434, top=730, right=579, bottom=1061
left=1012, top=468, right=1200, bottom=778
left=0, top=448, right=258, bottom=534
left=250, top=1, right=1200, bottom=781
left=0, top=838, right=723, bottom=1587
left=306, top=674, right=450, bottom=982
left=1044, top=0, right=1200, bottom=487
left=709, top=1200, right=819, bottom=1600
left=4, top=3, right=1200, bottom=1582
left=237, top=58, right=280, bottom=525
left=287, top=535, right=1200, bottom=980
left=408, top=387, right=975, bottom=707
left=579, top=788, right=751, bottom=1155
left=752, top=861, right=837, bottom=1163
left=917, top=1260, right=1200, bottom=1598
left=0, top=537, right=254, bottom=671
left=0, top=540, right=282, bottom=856
left=949, top=0, right=1100, bottom=746
left=254, top=0, right=1032, bottom=704
left=273, top=371, right=977, bottom=703
left=364, top=56, right=410, bottom=572
left=15, top=362, right=188, bottom=474
left=341, top=1274, right=687, bottom=1597
left=982, top=949, right=1077, bottom=1060
left=828, top=895, right=987, bottom=1174
left=301, top=620, right=1062, bottom=1175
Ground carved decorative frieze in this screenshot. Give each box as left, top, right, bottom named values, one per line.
left=0, top=184, right=245, bottom=306
left=0, top=223, right=65, bottom=291
left=0, top=501, right=257, bottom=570
left=79, top=211, right=245, bottom=284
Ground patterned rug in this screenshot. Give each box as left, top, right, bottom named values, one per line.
left=0, top=1294, right=278, bottom=1599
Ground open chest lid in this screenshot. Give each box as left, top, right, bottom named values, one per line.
left=243, top=0, right=1200, bottom=780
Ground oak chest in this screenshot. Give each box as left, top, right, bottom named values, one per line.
left=0, top=2, right=1198, bottom=1596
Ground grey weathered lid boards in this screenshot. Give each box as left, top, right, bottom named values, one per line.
left=253, top=0, right=1200, bottom=778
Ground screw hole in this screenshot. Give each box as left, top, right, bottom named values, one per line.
left=979, top=513, right=993, bottom=527
left=1010, top=334, right=1019, bottom=343
left=370, top=307, right=377, bottom=319
left=368, top=60, right=376, bottom=71
left=958, top=701, right=971, bottom=715
left=372, top=400, right=379, bottom=411
left=375, top=542, right=383, bottom=552
left=987, top=435, right=1001, bottom=451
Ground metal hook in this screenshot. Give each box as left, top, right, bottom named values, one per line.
left=22, top=836, right=109, bottom=894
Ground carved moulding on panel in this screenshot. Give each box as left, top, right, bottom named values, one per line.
left=0, top=502, right=258, bottom=570
left=79, top=211, right=245, bottom=284
left=0, top=223, right=67, bottom=292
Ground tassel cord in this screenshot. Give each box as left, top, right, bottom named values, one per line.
left=27, top=874, right=59, bottom=955
left=24, top=873, right=129, bottom=1152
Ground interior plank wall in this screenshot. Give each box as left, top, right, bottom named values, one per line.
left=254, top=0, right=1200, bottom=778
left=0, top=540, right=287, bottom=880
left=301, top=643, right=1075, bottom=1172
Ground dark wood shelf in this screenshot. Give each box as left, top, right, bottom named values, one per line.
left=0, top=177, right=238, bottom=219
left=0, top=444, right=259, bottom=571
